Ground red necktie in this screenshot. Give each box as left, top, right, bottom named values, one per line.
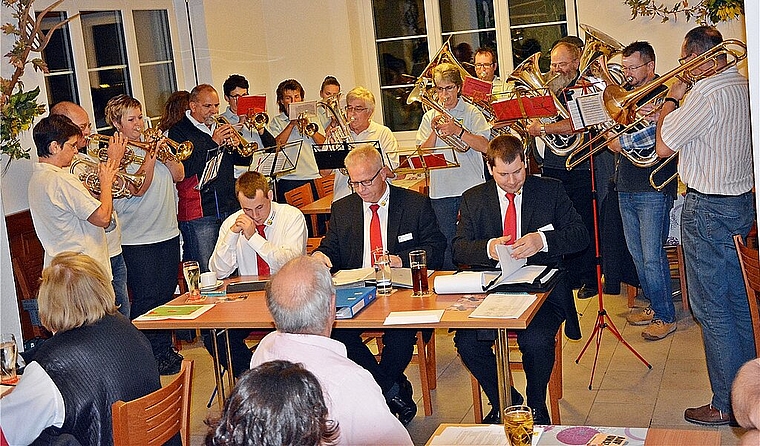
left=369, top=204, right=382, bottom=253
left=256, top=224, right=270, bottom=276
left=503, top=193, right=516, bottom=245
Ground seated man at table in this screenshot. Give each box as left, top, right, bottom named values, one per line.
left=312, top=144, right=445, bottom=425
left=206, top=171, right=308, bottom=376
left=452, top=135, right=588, bottom=425
left=251, top=256, right=413, bottom=445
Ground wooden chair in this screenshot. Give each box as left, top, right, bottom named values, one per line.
left=112, top=359, right=194, bottom=446
left=314, top=173, right=335, bottom=199
left=284, top=183, right=319, bottom=236
left=627, top=244, right=689, bottom=312
left=367, top=330, right=437, bottom=416
left=735, top=234, right=760, bottom=357
left=306, top=237, right=323, bottom=254
left=470, top=327, right=563, bottom=424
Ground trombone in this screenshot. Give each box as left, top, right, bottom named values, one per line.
left=214, top=115, right=258, bottom=157
left=649, top=153, right=679, bottom=191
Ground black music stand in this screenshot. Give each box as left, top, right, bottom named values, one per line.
left=311, top=140, right=382, bottom=170
left=247, top=140, right=299, bottom=198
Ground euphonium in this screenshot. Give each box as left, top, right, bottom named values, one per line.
left=406, top=81, right=471, bottom=153
left=214, top=115, right=258, bottom=157
left=578, top=24, right=625, bottom=79
left=295, top=111, right=319, bottom=138
left=604, top=39, right=747, bottom=125
left=508, top=52, right=582, bottom=156
left=70, top=154, right=145, bottom=199
left=318, top=93, right=354, bottom=144
left=142, top=128, right=194, bottom=162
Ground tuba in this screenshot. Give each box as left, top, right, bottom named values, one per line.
left=70, top=154, right=145, bottom=199
left=508, top=52, right=582, bottom=156
left=214, top=115, right=258, bottom=157
left=578, top=24, right=625, bottom=81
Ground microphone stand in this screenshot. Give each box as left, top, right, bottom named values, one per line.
left=574, top=149, right=651, bottom=389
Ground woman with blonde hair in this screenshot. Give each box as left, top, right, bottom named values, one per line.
left=0, top=252, right=161, bottom=446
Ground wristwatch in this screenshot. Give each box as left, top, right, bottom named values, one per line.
left=664, top=97, right=679, bottom=108
left=539, top=124, right=547, bottom=137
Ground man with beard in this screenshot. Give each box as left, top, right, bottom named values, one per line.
left=527, top=41, right=598, bottom=299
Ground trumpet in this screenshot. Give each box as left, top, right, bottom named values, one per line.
left=243, top=111, right=269, bottom=133
left=649, top=153, right=679, bottom=191
left=141, top=128, right=194, bottom=162
left=295, top=111, right=319, bottom=138
left=70, top=154, right=145, bottom=199
left=214, top=115, right=258, bottom=157
left=85, top=134, right=149, bottom=169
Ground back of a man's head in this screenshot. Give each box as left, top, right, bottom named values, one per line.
left=266, top=256, right=335, bottom=336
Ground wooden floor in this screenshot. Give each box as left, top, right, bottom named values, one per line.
left=168, top=287, right=750, bottom=445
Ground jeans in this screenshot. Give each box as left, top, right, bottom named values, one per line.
left=110, top=253, right=130, bottom=318
left=619, top=192, right=674, bottom=323
left=681, top=190, right=755, bottom=412
left=179, top=216, right=222, bottom=272
left=431, top=196, right=461, bottom=271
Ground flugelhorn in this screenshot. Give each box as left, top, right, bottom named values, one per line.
left=604, top=39, right=747, bottom=126
left=295, top=111, right=319, bottom=138
left=214, top=115, right=258, bottom=157
left=142, top=128, right=194, bottom=162
left=85, top=134, right=148, bottom=169
left=70, top=154, right=145, bottom=199
left=244, top=111, right=269, bottom=132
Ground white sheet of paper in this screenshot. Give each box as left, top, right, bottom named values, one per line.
left=433, top=272, right=489, bottom=294
left=468, top=293, right=537, bottom=319
left=495, top=244, right=527, bottom=278
left=383, top=310, right=444, bottom=325
left=332, top=268, right=374, bottom=286
left=428, top=425, right=544, bottom=445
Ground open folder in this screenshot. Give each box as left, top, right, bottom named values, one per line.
left=434, top=245, right=559, bottom=294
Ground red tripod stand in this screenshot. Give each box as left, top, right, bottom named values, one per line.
left=574, top=152, right=651, bottom=389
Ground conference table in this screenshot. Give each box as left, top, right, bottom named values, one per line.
left=134, top=273, right=549, bottom=409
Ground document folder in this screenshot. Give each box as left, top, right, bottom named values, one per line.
left=335, top=286, right=376, bottom=319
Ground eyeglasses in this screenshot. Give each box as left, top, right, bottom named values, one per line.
left=347, top=168, right=382, bottom=188
left=474, top=63, right=494, bottom=69
left=622, top=61, right=650, bottom=72
left=550, top=61, right=573, bottom=70
left=435, top=85, right=457, bottom=93
left=227, top=93, right=246, bottom=101
left=345, top=106, right=368, bottom=113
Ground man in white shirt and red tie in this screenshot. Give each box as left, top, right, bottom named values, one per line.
left=206, top=171, right=308, bottom=376
left=312, top=144, right=445, bottom=425
left=452, top=135, right=588, bottom=425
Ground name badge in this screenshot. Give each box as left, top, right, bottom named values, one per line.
left=398, top=233, right=413, bottom=243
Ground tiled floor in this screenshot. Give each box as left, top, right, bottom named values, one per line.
left=173, top=288, right=749, bottom=445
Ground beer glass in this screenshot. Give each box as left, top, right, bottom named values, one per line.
left=503, top=405, right=533, bottom=446
left=182, top=260, right=201, bottom=296
left=409, top=249, right=429, bottom=296
left=1, top=333, right=18, bottom=385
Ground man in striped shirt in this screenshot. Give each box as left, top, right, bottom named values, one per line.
left=655, top=25, right=755, bottom=426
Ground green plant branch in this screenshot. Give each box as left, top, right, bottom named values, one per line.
left=624, top=0, right=744, bottom=24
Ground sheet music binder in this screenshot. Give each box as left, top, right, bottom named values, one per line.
left=195, top=147, right=224, bottom=190
left=311, top=140, right=381, bottom=170
left=391, top=146, right=460, bottom=175
left=248, top=140, right=299, bottom=177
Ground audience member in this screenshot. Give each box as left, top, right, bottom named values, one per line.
left=205, top=360, right=339, bottom=446
left=251, top=256, right=413, bottom=445
left=0, top=252, right=163, bottom=446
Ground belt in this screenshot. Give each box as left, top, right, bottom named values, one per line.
left=686, top=187, right=749, bottom=199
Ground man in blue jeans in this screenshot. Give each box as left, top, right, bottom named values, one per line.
left=655, top=26, right=755, bottom=426
left=607, top=41, right=677, bottom=341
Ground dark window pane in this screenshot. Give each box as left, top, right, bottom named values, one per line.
left=445, top=32, right=498, bottom=76
left=140, top=63, right=176, bottom=118
left=511, top=24, right=567, bottom=73
left=377, top=38, right=429, bottom=85
left=132, top=10, right=173, bottom=63
left=381, top=85, right=423, bottom=132
left=81, top=11, right=129, bottom=69
left=38, top=10, right=79, bottom=105
left=440, top=0, right=495, bottom=33
left=89, top=68, right=130, bottom=129
left=508, top=0, right=567, bottom=26
left=373, top=0, right=426, bottom=39
left=45, top=74, right=78, bottom=105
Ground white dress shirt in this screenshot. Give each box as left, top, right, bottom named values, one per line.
left=251, top=331, right=413, bottom=446
left=488, top=183, right=547, bottom=260
left=268, top=112, right=321, bottom=180
left=209, top=201, right=307, bottom=277
left=361, top=185, right=391, bottom=268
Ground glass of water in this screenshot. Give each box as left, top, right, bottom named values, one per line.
left=182, top=260, right=201, bottom=296
left=372, top=248, right=393, bottom=296
left=1, top=333, right=18, bottom=385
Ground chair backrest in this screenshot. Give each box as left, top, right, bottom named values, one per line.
left=112, top=359, right=194, bottom=446
left=284, top=183, right=319, bottom=235
left=734, top=234, right=760, bottom=357
left=314, top=173, right=335, bottom=199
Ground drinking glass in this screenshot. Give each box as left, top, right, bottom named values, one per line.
left=503, top=405, right=533, bottom=446
left=182, top=261, right=201, bottom=296
left=409, top=249, right=429, bottom=296
left=372, top=248, right=392, bottom=296
left=1, top=333, right=18, bottom=385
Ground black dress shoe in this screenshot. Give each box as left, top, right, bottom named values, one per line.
left=482, top=407, right=501, bottom=424
left=577, top=284, right=598, bottom=299
left=387, top=395, right=417, bottom=425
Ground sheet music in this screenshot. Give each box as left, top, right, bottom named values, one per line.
left=567, top=90, right=610, bottom=130
left=196, top=147, right=224, bottom=190
left=469, top=293, right=537, bottom=319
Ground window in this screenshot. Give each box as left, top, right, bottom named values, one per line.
left=133, top=10, right=177, bottom=127
left=367, top=0, right=576, bottom=132
left=39, top=11, right=79, bottom=105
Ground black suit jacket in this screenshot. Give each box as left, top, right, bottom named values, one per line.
left=316, top=185, right=446, bottom=272
left=452, top=175, right=589, bottom=339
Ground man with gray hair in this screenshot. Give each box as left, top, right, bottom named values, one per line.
left=251, top=256, right=412, bottom=445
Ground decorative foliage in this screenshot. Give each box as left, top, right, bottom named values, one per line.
left=624, top=0, right=744, bottom=24
left=1, top=0, right=77, bottom=168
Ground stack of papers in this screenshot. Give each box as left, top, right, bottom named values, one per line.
left=135, top=304, right=215, bottom=321
left=468, top=293, right=537, bottom=319
left=383, top=310, right=444, bottom=325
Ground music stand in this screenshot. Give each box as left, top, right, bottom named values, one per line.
left=311, top=140, right=382, bottom=170
left=389, top=146, right=460, bottom=192
left=247, top=141, right=299, bottom=197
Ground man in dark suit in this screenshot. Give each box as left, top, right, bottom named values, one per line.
left=452, top=134, right=588, bottom=425
left=313, top=144, right=445, bottom=425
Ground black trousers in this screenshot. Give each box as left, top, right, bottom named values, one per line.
left=202, top=328, right=259, bottom=378
left=123, top=236, right=180, bottom=358
left=454, top=303, right=563, bottom=424
left=331, top=328, right=422, bottom=396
